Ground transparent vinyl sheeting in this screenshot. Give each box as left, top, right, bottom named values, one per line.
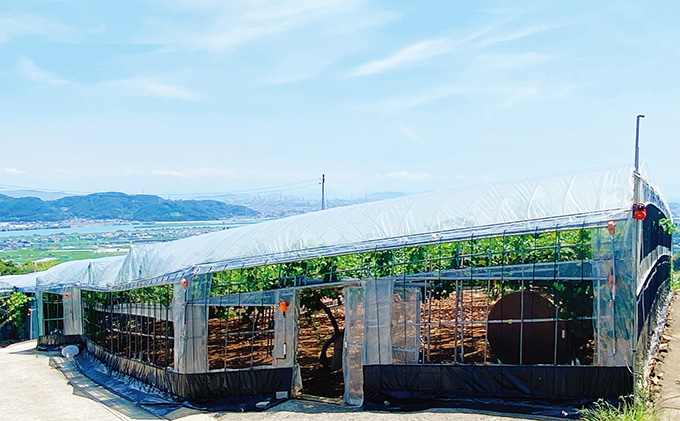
left=0, top=165, right=673, bottom=408
left=116, top=166, right=635, bottom=287
left=0, top=165, right=656, bottom=293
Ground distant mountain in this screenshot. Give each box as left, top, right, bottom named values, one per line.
left=0, top=192, right=259, bottom=222
left=0, top=190, right=72, bottom=201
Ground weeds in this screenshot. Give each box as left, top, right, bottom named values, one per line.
left=580, top=392, right=659, bottom=421
left=671, top=271, right=680, bottom=292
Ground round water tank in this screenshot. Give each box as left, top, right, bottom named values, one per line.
left=487, top=290, right=571, bottom=365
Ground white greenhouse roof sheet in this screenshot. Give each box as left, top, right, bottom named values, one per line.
left=0, top=165, right=666, bottom=292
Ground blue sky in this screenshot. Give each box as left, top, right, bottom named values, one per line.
left=1, top=1, right=679, bottom=201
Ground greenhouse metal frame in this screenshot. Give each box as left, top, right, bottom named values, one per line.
left=0, top=165, right=673, bottom=413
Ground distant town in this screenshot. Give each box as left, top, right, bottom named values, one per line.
left=0, top=193, right=397, bottom=266
left=2, top=192, right=677, bottom=268
left=0, top=223, right=233, bottom=265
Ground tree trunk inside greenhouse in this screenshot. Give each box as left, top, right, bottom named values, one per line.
left=297, top=292, right=345, bottom=399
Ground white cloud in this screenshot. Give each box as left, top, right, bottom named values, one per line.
left=348, top=38, right=453, bottom=77
left=242, top=0, right=350, bottom=22
left=494, top=86, right=538, bottom=108
left=0, top=168, right=27, bottom=175
left=348, top=27, right=493, bottom=77
left=105, top=78, right=202, bottom=101
left=325, top=9, right=399, bottom=35
left=123, top=168, right=144, bottom=176
left=474, top=23, right=565, bottom=48
left=478, top=7, right=524, bottom=17
left=356, top=85, right=462, bottom=114
left=144, top=0, right=367, bottom=53
left=398, top=127, right=426, bottom=145
left=386, top=171, right=431, bottom=181
left=357, top=83, right=541, bottom=114
left=152, top=169, right=186, bottom=177
left=17, top=57, right=70, bottom=85
left=472, top=52, right=557, bottom=71
left=151, top=168, right=239, bottom=178
left=261, top=56, right=331, bottom=85
left=0, top=13, right=78, bottom=44
left=195, top=167, right=236, bottom=177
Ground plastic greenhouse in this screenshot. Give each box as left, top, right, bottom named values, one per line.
left=1, top=165, right=673, bottom=414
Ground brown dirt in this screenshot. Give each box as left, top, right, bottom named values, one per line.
left=297, top=297, right=345, bottom=398
left=207, top=307, right=274, bottom=370
left=421, top=290, right=496, bottom=364
left=421, top=288, right=594, bottom=365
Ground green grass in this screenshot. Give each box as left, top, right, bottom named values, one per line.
left=0, top=224, right=231, bottom=265
left=0, top=249, right=127, bottom=265
left=580, top=393, right=660, bottom=421
left=671, top=271, right=680, bottom=291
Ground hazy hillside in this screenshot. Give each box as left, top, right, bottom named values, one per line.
left=0, top=192, right=259, bottom=222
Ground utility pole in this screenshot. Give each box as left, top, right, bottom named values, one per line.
left=321, top=174, right=326, bottom=210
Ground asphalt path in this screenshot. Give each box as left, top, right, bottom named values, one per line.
left=655, top=292, right=680, bottom=419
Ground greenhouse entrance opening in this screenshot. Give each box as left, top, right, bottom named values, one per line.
left=42, top=292, right=64, bottom=335
left=297, top=287, right=345, bottom=400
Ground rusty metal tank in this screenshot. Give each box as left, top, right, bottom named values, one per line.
left=487, top=290, right=571, bottom=365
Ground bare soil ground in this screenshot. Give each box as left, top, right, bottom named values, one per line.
left=297, top=299, right=345, bottom=398
left=207, top=312, right=274, bottom=370
left=421, top=290, right=494, bottom=364
left=421, top=290, right=594, bottom=365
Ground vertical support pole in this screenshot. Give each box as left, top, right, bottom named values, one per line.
left=611, top=228, right=618, bottom=357
left=484, top=278, right=490, bottom=365
left=146, top=302, right=151, bottom=363
left=28, top=300, right=35, bottom=340
left=63, top=286, right=83, bottom=336
left=37, top=290, right=44, bottom=337
left=344, top=285, right=365, bottom=406
left=632, top=114, right=644, bottom=354
left=633, top=171, right=643, bottom=390
left=222, top=296, right=228, bottom=370
left=631, top=115, right=645, bottom=396
left=321, top=174, right=326, bottom=210
left=454, top=279, right=459, bottom=363
left=109, top=292, right=113, bottom=353
left=364, top=279, right=393, bottom=365
left=634, top=114, right=644, bottom=172
left=174, top=273, right=211, bottom=373
left=553, top=226, right=559, bottom=366
left=520, top=278, right=525, bottom=365
left=165, top=289, right=170, bottom=368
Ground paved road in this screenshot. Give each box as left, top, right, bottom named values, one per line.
left=656, top=292, right=680, bottom=419
left=0, top=340, right=529, bottom=421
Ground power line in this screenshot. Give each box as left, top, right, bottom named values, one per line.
left=167, top=178, right=320, bottom=198
left=0, top=183, right=94, bottom=195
